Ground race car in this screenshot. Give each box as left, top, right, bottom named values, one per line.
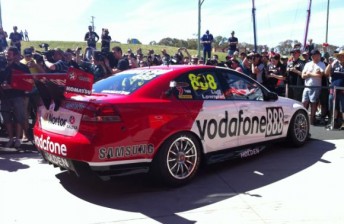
left=33, top=65, right=309, bottom=186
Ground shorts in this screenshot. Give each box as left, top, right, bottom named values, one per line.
left=302, top=87, right=321, bottom=103
left=1, top=96, right=26, bottom=125
left=329, top=91, right=344, bottom=113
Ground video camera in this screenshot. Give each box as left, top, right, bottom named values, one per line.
left=39, top=43, right=50, bottom=51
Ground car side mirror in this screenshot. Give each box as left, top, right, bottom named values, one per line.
left=266, top=91, right=278, bottom=101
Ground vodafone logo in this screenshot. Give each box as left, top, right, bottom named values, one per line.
left=196, top=107, right=284, bottom=140
left=34, top=135, right=68, bottom=156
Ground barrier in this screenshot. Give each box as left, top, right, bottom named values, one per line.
left=282, top=84, right=344, bottom=131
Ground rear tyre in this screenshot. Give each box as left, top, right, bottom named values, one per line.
left=287, top=110, right=309, bottom=147
left=152, top=132, right=201, bottom=187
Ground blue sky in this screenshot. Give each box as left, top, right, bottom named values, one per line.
left=1, top=0, right=343, bottom=48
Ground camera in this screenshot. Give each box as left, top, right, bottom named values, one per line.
left=39, top=43, right=50, bottom=51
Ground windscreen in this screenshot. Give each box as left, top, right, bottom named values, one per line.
left=92, top=69, right=170, bottom=95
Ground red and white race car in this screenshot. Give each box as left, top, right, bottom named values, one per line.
left=33, top=65, right=309, bottom=186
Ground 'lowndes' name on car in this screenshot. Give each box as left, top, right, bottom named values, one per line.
left=196, top=107, right=284, bottom=140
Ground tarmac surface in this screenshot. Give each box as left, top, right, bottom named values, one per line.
left=0, top=125, right=343, bottom=224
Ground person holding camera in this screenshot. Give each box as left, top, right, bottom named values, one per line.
left=101, top=28, right=111, bottom=52
left=20, top=48, right=45, bottom=73
left=43, top=49, right=69, bottom=73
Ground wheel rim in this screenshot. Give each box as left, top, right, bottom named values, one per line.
left=293, top=113, right=309, bottom=142
left=166, top=136, right=198, bottom=180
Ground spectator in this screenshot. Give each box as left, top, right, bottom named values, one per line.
left=0, top=46, right=30, bottom=148
left=325, top=49, right=344, bottom=129
left=84, top=25, right=99, bottom=60
left=231, top=59, right=243, bottom=73
left=111, top=46, right=129, bottom=74
left=20, top=48, right=45, bottom=73
left=227, top=31, right=238, bottom=57
left=305, top=38, right=315, bottom=55
left=302, top=51, right=310, bottom=62
left=161, top=49, right=171, bottom=65
left=9, top=26, right=22, bottom=52
left=241, top=53, right=253, bottom=77
left=128, top=53, right=138, bottom=68
left=286, top=48, right=305, bottom=102
left=265, top=53, right=285, bottom=94
left=301, top=49, right=326, bottom=125
left=43, top=48, right=69, bottom=73
left=200, top=30, right=214, bottom=63
left=101, top=28, right=111, bottom=52
left=251, top=53, right=264, bottom=84
left=0, top=27, right=8, bottom=52
left=24, top=29, right=29, bottom=41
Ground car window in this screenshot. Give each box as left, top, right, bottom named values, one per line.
left=92, top=69, right=168, bottom=95
left=219, top=71, right=264, bottom=101
left=174, top=70, right=225, bottom=100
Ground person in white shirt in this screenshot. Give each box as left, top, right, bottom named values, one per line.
left=301, top=49, right=326, bottom=125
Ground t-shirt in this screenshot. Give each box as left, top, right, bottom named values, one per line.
left=84, top=31, right=99, bottom=48
left=201, top=33, right=213, bottom=50
left=302, top=61, right=326, bottom=87
left=331, top=61, right=344, bottom=87
left=228, top=36, right=238, bottom=51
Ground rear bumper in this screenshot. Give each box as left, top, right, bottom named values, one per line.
left=34, top=129, right=152, bottom=179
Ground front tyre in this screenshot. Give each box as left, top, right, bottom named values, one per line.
left=288, top=110, right=309, bottom=147
left=152, top=132, right=201, bottom=187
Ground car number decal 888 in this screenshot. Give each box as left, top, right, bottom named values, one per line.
left=188, top=73, right=217, bottom=91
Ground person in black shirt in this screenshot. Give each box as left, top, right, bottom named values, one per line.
left=286, top=48, right=305, bottom=102
left=9, top=26, right=22, bottom=52
left=101, top=28, right=111, bottom=52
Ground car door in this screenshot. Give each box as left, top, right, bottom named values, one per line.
left=217, top=69, right=284, bottom=146
left=173, top=68, right=239, bottom=153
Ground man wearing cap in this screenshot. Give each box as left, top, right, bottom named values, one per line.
left=301, top=49, right=326, bottom=125
left=200, top=30, right=214, bottom=63
left=286, top=48, right=305, bottom=102
left=325, top=49, right=344, bottom=129
left=20, top=48, right=45, bottom=73
left=227, top=31, right=238, bottom=57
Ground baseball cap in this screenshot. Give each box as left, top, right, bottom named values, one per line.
left=23, top=48, right=33, bottom=56
left=310, top=49, right=321, bottom=56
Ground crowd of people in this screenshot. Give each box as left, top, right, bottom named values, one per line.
left=0, top=25, right=343, bottom=149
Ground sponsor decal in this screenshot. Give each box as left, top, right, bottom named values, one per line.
left=240, top=148, right=260, bottom=158
left=42, top=111, right=79, bottom=132
left=43, top=151, right=71, bottom=170
left=99, top=144, right=154, bottom=159
left=34, top=135, right=67, bottom=156
left=196, top=107, right=284, bottom=140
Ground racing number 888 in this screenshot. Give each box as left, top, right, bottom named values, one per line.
left=188, top=74, right=217, bottom=91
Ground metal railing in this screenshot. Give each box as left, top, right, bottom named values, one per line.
left=283, top=84, right=344, bottom=130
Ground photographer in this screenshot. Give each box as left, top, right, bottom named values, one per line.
left=79, top=50, right=111, bottom=82
left=20, top=48, right=45, bottom=73
left=101, top=28, right=111, bottom=52
left=43, top=48, right=69, bottom=73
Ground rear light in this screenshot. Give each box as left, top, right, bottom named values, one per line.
left=82, top=103, right=121, bottom=122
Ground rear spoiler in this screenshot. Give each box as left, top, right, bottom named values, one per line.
left=11, top=67, right=94, bottom=110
